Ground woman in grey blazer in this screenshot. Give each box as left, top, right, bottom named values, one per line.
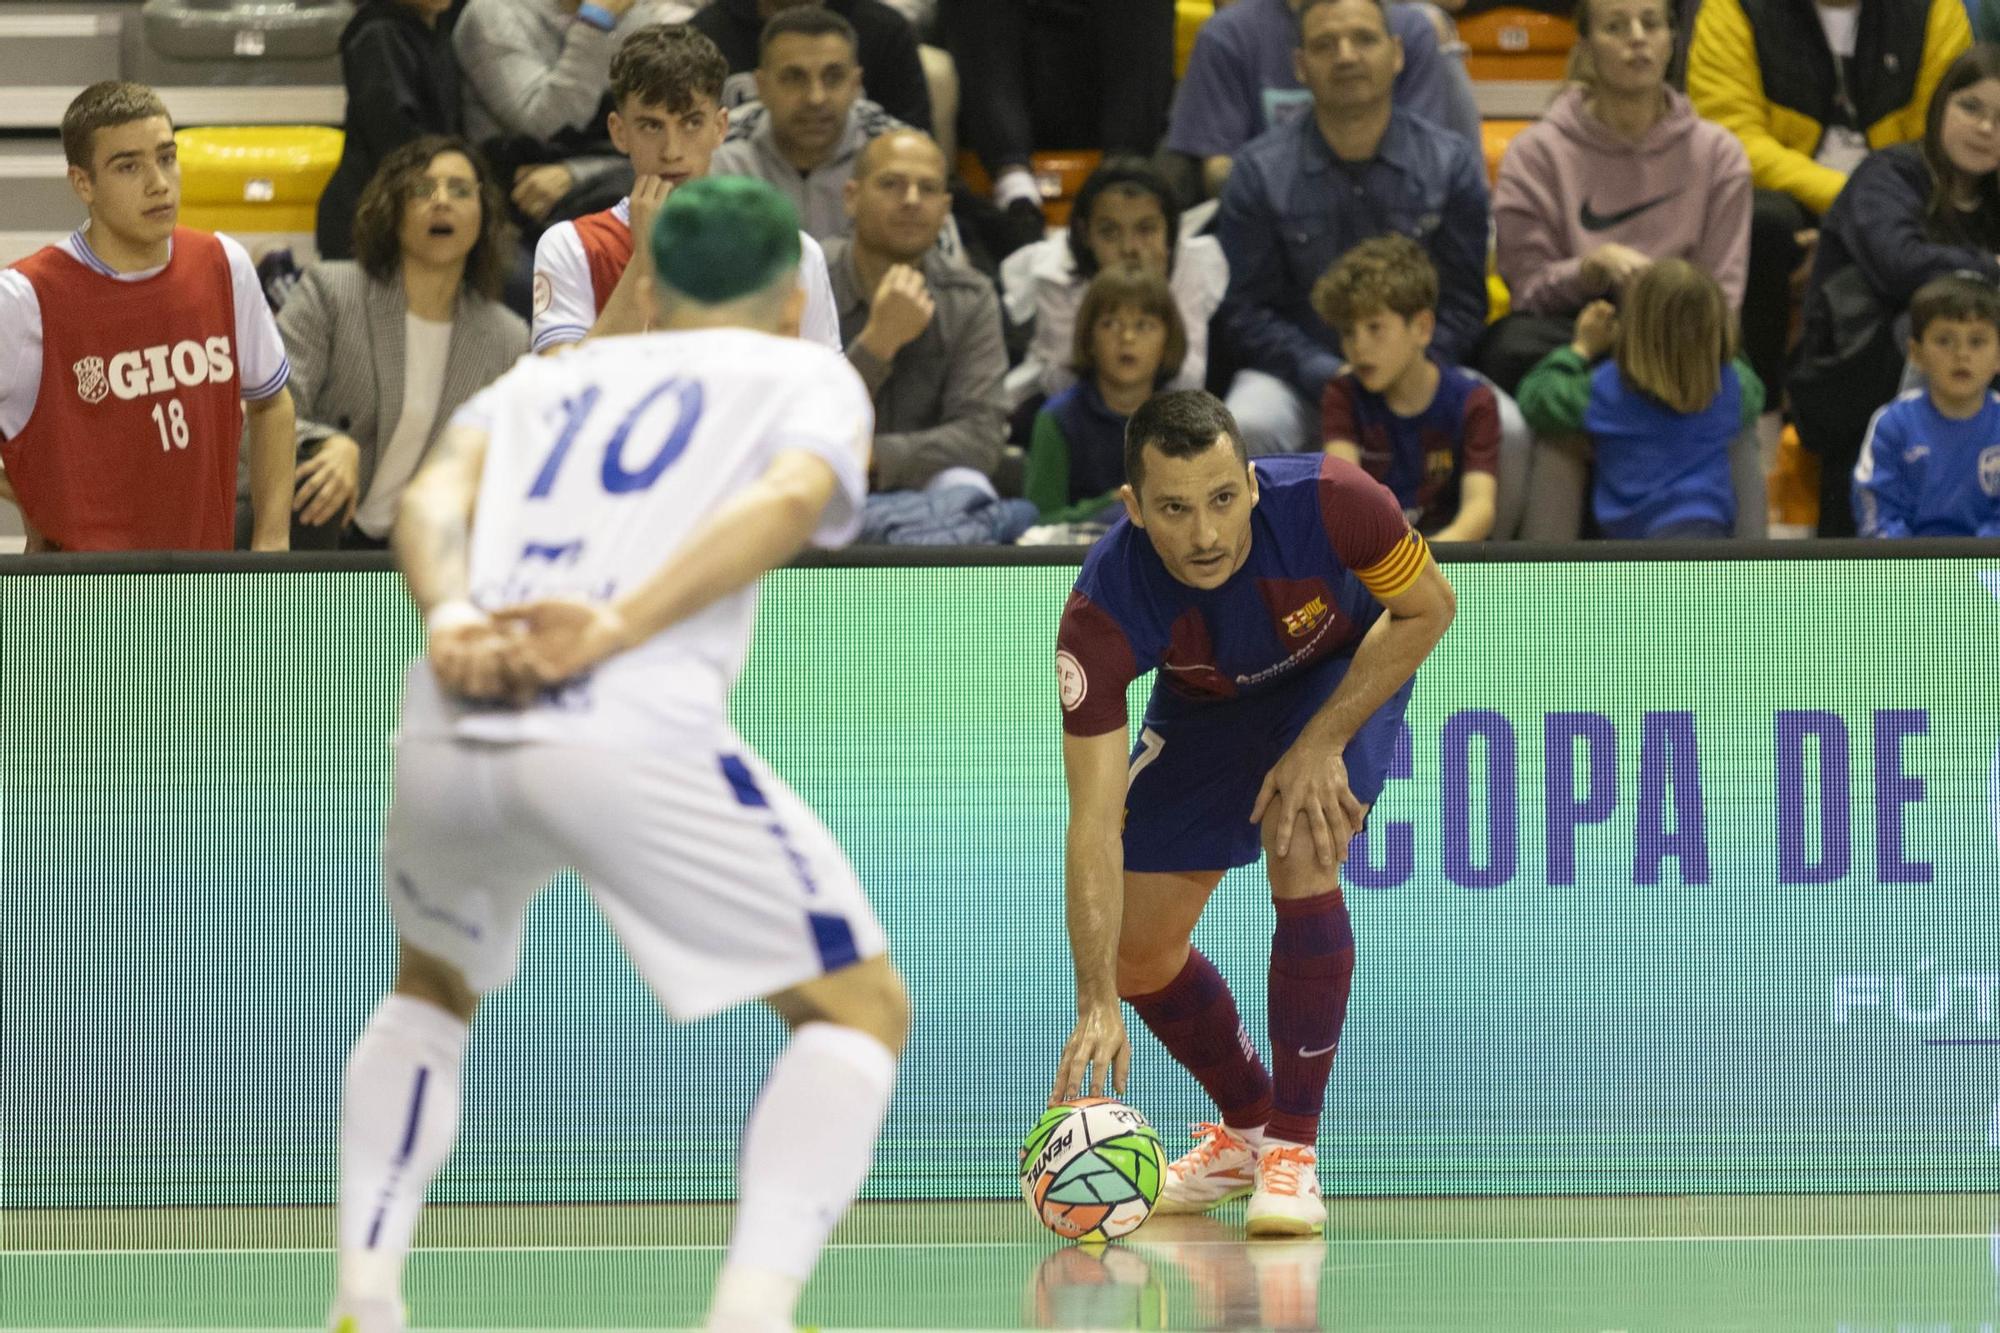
left=284, top=135, right=529, bottom=548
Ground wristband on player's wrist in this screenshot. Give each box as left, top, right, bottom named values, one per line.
left=577, top=3, right=616, bottom=31
left=427, top=598, right=485, bottom=634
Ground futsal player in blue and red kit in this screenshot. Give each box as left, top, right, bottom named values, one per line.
left=1049, top=389, right=1455, bottom=1237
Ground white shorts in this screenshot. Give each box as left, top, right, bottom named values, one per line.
left=380, top=725, right=887, bottom=1021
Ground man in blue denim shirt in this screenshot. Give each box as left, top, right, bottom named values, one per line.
left=1218, top=0, right=1494, bottom=458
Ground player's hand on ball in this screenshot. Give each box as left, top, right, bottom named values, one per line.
left=1052, top=1002, right=1129, bottom=1105
left=1252, top=742, right=1364, bottom=869
left=497, top=599, right=631, bottom=685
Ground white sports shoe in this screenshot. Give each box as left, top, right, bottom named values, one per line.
left=1244, top=1142, right=1327, bottom=1238
left=1153, top=1121, right=1262, bottom=1215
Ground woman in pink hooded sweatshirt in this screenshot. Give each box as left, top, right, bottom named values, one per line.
left=1478, top=0, right=1751, bottom=396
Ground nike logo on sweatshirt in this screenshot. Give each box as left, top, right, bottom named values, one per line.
left=1579, top=193, right=1675, bottom=231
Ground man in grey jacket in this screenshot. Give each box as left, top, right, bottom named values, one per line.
left=708, top=7, right=906, bottom=242
left=822, top=129, right=1006, bottom=492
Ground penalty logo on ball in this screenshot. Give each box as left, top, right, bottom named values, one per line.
left=1019, top=1098, right=1166, bottom=1242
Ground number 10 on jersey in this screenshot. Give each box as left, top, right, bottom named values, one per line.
left=528, top=378, right=706, bottom=499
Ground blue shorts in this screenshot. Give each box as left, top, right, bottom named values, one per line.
left=1122, top=655, right=1415, bottom=874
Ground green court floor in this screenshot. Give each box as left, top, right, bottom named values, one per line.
left=5, top=1195, right=1996, bottom=1331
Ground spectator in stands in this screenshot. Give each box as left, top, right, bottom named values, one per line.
left=1688, top=0, right=1970, bottom=399
left=1854, top=274, right=2000, bottom=536
left=1000, top=158, right=1228, bottom=417
left=1792, top=46, right=2000, bottom=535
left=825, top=129, right=1007, bottom=488
left=455, top=0, right=666, bottom=236
left=1481, top=0, right=1750, bottom=394
left=1516, top=259, right=1764, bottom=539
left=941, top=0, right=1174, bottom=229
left=530, top=24, right=840, bottom=352
left=1217, top=0, right=1493, bottom=456
left=1315, top=235, right=1499, bottom=540
left=316, top=0, right=462, bottom=261
left=1169, top=0, right=1480, bottom=201
left=709, top=8, right=906, bottom=241
left=0, top=82, right=294, bottom=552
left=274, top=139, right=528, bottom=550
left=1024, top=266, right=1187, bottom=524
left=692, top=0, right=934, bottom=131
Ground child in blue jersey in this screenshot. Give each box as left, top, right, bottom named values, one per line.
left=1517, top=259, right=1763, bottom=539
left=1049, top=390, right=1456, bottom=1239
left=1024, top=266, right=1188, bottom=525
left=1854, top=275, right=2000, bottom=538
left=1311, top=236, right=1500, bottom=541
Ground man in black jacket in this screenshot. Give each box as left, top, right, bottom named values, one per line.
left=317, top=0, right=463, bottom=259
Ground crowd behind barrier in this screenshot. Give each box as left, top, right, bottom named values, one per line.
left=5, top=0, right=2000, bottom=553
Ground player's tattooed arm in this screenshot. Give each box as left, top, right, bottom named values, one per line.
left=1051, top=727, right=1132, bottom=1104
left=394, top=422, right=487, bottom=615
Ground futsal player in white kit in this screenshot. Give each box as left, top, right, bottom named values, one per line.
left=329, top=176, right=908, bottom=1333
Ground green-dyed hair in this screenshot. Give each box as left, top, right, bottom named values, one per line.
left=650, top=176, right=802, bottom=306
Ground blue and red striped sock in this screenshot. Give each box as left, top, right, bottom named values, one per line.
left=1126, top=949, right=1272, bottom=1131
left=1265, top=891, right=1355, bottom=1147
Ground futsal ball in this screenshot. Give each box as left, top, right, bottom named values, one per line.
left=1019, top=1098, right=1167, bottom=1241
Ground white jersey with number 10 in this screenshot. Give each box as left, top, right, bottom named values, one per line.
left=401, top=328, right=872, bottom=749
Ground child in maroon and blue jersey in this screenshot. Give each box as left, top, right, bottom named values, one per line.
left=1313, top=235, right=1499, bottom=541
left=1049, top=389, right=1457, bottom=1240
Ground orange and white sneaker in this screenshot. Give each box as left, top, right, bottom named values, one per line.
left=1244, top=1142, right=1326, bottom=1237
left=1153, top=1121, right=1263, bottom=1215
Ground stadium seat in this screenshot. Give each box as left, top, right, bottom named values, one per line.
left=1769, top=423, right=1820, bottom=532
left=1487, top=271, right=1510, bottom=323
left=176, top=126, right=343, bottom=236
left=140, top=0, right=350, bottom=62
left=1480, top=117, right=1533, bottom=185
left=956, top=149, right=1104, bottom=228
left=1457, top=7, right=1576, bottom=82
left=1176, top=0, right=1214, bottom=79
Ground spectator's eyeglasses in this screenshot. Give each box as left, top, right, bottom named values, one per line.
left=1948, top=95, right=2000, bottom=131
left=407, top=177, right=479, bottom=203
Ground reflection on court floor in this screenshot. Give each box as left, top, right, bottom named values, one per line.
left=5, top=1196, right=1996, bottom=1330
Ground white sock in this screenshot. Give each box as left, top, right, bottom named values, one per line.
left=709, top=1023, right=897, bottom=1325
left=334, top=993, right=470, bottom=1305
left=993, top=165, right=1041, bottom=210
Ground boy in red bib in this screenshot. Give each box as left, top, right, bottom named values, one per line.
left=0, top=81, right=294, bottom=551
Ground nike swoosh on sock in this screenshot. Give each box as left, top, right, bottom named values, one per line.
left=1297, top=1041, right=1339, bottom=1059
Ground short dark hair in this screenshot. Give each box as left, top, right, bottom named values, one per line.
left=1071, top=266, right=1187, bottom=384
left=759, top=6, right=858, bottom=62
left=62, top=80, right=171, bottom=171
left=1123, top=390, right=1249, bottom=496
left=1067, top=156, right=1181, bottom=280
left=1311, top=234, right=1438, bottom=329
left=1909, top=273, right=2000, bottom=341
left=611, top=24, right=729, bottom=114
left=1297, top=0, right=1391, bottom=30
left=352, top=136, right=514, bottom=303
